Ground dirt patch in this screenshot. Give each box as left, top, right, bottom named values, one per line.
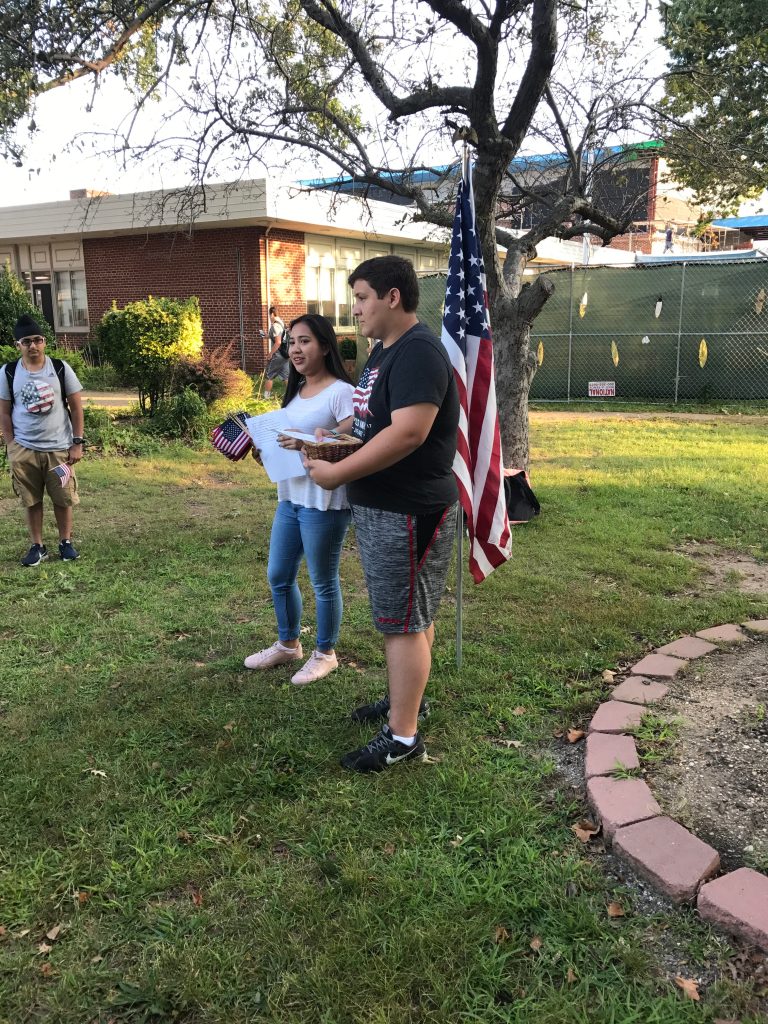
left=677, top=541, right=768, bottom=595
left=651, top=638, right=768, bottom=872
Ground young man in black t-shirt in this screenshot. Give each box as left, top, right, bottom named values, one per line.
left=304, top=256, right=459, bottom=772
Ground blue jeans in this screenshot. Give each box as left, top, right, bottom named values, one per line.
left=267, top=501, right=350, bottom=650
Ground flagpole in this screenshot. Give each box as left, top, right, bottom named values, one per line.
left=455, top=144, right=470, bottom=671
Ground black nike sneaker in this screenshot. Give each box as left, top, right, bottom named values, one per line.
left=340, top=725, right=427, bottom=773
left=349, top=694, right=430, bottom=724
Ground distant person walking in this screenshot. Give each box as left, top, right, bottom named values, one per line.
left=664, top=224, right=674, bottom=254
left=263, top=306, right=289, bottom=399
left=0, top=314, right=85, bottom=566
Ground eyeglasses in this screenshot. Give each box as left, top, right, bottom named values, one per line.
left=18, top=337, right=45, bottom=346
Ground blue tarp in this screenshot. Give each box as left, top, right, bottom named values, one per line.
left=711, top=215, right=768, bottom=229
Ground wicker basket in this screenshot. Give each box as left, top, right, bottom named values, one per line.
left=300, top=433, right=362, bottom=463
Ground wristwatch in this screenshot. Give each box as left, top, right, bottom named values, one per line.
left=71, top=436, right=86, bottom=445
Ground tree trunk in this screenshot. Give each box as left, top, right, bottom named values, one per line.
left=491, top=273, right=555, bottom=471
left=493, top=314, right=536, bottom=471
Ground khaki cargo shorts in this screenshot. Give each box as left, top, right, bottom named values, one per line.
left=6, top=440, right=79, bottom=508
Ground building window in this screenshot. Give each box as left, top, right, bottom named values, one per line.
left=306, top=262, right=337, bottom=321
left=54, top=269, right=89, bottom=328
left=306, top=238, right=362, bottom=330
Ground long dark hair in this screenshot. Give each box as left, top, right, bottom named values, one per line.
left=281, top=314, right=354, bottom=407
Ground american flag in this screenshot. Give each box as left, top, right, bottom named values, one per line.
left=53, top=463, right=72, bottom=487
left=441, top=163, right=512, bottom=583
left=210, top=412, right=253, bottom=461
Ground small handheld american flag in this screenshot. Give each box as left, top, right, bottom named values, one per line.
left=210, top=411, right=253, bottom=462
left=53, top=463, right=73, bottom=487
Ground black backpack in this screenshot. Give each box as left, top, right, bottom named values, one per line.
left=4, top=357, right=70, bottom=415
left=278, top=329, right=291, bottom=359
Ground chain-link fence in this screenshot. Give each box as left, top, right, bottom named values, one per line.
left=418, top=258, right=768, bottom=403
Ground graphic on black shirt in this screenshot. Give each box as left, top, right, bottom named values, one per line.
left=352, top=365, right=380, bottom=435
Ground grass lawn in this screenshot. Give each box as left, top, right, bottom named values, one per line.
left=1, top=413, right=767, bottom=1023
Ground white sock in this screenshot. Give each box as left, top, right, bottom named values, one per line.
left=390, top=732, right=416, bottom=746
left=277, top=641, right=298, bottom=651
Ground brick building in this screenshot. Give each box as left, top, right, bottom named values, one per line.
left=0, top=180, right=449, bottom=371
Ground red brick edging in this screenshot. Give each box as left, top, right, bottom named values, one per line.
left=584, top=619, right=768, bottom=951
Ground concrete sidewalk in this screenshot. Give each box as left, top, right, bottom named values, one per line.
left=81, top=390, right=138, bottom=409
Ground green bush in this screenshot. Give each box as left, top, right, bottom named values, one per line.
left=97, top=295, right=204, bottom=415
left=339, top=337, right=358, bottom=360
left=0, top=262, right=55, bottom=347
left=171, top=346, right=253, bottom=406
left=78, top=363, right=122, bottom=390
left=152, top=387, right=209, bottom=442
left=0, top=342, right=88, bottom=380
left=82, top=405, right=165, bottom=457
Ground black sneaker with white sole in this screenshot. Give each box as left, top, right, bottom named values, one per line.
left=21, top=544, right=48, bottom=567
left=340, top=725, right=427, bottom=773
left=350, top=694, right=429, bottom=724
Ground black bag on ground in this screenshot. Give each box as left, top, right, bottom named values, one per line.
left=504, top=471, right=541, bottom=523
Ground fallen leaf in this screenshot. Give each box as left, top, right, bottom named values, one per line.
left=383, top=843, right=396, bottom=855
left=529, top=936, right=542, bottom=953
left=566, top=728, right=586, bottom=743
left=512, top=706, right=526, bottom=716
left=222, top=721, right=236, bottom=732
left=76, top=891, right=90, bottom=906
left=109, top=681, right=122, bottom=690
left=0, top=926, right=5, bottom=937
left=552, top=727, right=564, bottom=739
left=674, top=976, right=700, bottom=1001
left=37, top=942, right=52, bottom=955
left=177, top=829, right=193, bottom=844
left=90, top=954, right=104, bottom=964
left=191, top=888, right=203, bottom=907
left=193, top=661, right=206, bottom=668
left=83, top=769, right=107, bottom=778
left=45, top=925, right=62, bottom=942
left=449, top=835, right=464, bottom=847
left=607, top=902, right=626, bottom=918
left=490, top=738, right=522, bottom=748
left=494, top=926, right=510, bottom=944
left=566, top=967, right=577, bottom=984
left=16, top=928, right=30, bottom=938
left=602, top=670, right=616, bottom=683
left=571, top=820, right=600, bottom=843
left=39, top=962, right=53, bottom=977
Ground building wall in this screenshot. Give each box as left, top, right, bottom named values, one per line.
left=84, top=226, right=307, bottom=372
left=260, top=229, right=307, bottom=334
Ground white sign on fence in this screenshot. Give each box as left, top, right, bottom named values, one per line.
left=588, top=381, right=616, bottom=397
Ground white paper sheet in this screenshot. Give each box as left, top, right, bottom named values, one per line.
left=244, top=411, right=306, bottom=483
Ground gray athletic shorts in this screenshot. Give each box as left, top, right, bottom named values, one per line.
left=351, top=502, right=458, bottom=634
left=265, top=352, right=290, bottom=381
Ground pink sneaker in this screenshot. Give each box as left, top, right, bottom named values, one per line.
left=291, top=649, right=339, bottom=686
left=244, top=641, right=303, bottom=670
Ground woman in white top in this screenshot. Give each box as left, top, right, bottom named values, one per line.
left=244, top=315, right=355, bottom=685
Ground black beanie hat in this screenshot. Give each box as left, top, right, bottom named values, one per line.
left=14, top=314, right=44, bottom=341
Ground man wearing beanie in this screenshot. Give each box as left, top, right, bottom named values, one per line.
left=0, top=314, right=86, bottom=566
